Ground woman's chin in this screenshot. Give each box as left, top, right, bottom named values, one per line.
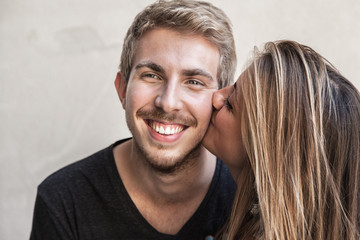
left=202, top=131, right=216, bottom=156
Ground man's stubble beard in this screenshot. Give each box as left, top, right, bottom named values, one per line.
left=132, top=139, right=202, bottom=175
left=126, top=107, right=204, bottom=175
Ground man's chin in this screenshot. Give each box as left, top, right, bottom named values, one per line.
left=141, top=150, right=190, bottom=174
left=142, top=145, right=202, bottom=175
left=146, top=160, right=188, bottom=175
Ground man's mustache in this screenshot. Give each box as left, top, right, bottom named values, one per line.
left=136, top=108, right=197, bottom=127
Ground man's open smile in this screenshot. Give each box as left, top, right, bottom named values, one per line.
left=146, top=119, right=186, bottom=135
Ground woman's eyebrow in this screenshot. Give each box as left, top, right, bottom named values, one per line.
left=233, top=82, right=239, bottom=105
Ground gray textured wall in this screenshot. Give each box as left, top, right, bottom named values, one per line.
left=1, top=0, right=359, bottom=239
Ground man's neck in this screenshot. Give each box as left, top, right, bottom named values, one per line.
left=113, top=139, right=216, bottom=203
left=113, top=139, right=217, bottom=234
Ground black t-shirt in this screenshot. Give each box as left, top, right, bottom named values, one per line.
left=30, top=139, right=236, bottom=240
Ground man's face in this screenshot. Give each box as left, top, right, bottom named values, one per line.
left=116, top=28, right=220, bottom=173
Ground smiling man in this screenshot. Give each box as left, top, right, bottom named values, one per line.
left=30, top=1, right=237, bottom=239
left=116, top=28, right=219, bottom=174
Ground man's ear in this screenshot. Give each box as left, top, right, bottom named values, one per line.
left=115, top=72, right=127, bottom=109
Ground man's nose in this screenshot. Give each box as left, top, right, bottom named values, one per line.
left=154, top=80, right=183, bottom=112
left=212, top=85, right=233, bottom=110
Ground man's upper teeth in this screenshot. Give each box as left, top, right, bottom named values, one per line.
left=151, top=122, right=183, bottom=135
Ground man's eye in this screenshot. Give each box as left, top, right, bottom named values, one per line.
left=187, top=79, right=203, bottom=86
left=143, top=73, right=159, bottom=79
left=225, top=96, right=233, bottom=111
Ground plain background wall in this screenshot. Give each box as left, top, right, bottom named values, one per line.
left=1, top=0, right=359, bottom=239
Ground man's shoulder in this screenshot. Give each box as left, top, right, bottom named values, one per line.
left=38, top=146, right=109, bottom=192
left=37, top=139, right=130, bottom=196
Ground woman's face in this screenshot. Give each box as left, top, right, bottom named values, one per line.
left=203, top=72, right=248, bottom=176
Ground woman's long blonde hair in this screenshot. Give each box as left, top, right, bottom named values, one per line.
left=224, top=40, right=360, bottom=239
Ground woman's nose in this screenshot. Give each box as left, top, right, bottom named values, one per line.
left=212, top=85, right=233, bottom=110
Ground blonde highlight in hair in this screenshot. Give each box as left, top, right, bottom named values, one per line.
left=222, top=40, right=360, bottom=239
left=119, top=0, right=236, bottom=89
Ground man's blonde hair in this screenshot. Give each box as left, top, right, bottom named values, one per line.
left=119, top=0, right=236, bottom=89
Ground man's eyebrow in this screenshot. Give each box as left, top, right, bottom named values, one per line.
left=135, top=61, right=165, bottom=74
left=182, top=69, right=214, bottom=82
